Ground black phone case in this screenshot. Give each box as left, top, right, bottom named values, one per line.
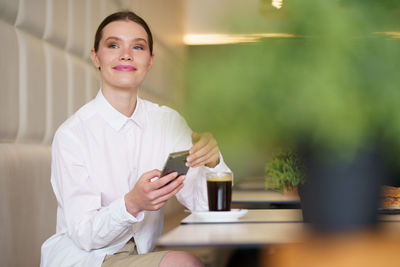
left=160, top=150, right=190, bottom=177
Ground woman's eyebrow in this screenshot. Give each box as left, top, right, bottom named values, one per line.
left=133, top=38, right=148, bottom=43
left=104, top=36, right=121, bottom=42
left=104, top=36, right=147, bottom=43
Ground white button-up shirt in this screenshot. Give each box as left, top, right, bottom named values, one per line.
left=40, top=90, right=230, bottom=267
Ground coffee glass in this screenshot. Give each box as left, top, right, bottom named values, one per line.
left=206, top=172, right=233, bottom=211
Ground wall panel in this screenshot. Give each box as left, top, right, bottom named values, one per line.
left=138, top=0, right=185, bottom=59
left=43, top=0, right=68, bottom=49
left=100, top=0, right=119, bottom=19
left=43, top=43, right=68, bottom=144
left=0, top=0, right=19, bottom=24
left=15, top=0, right=46, bottom=38
left=86, top=66, right=100, bottom=102
left=84, top=0, right=103, bottom=60
left=66, top=0, right=87, bottom=57
left=66, top=53, right=88, bottom=116
left=140, top=50, right=185, bottom=107
left=16, top=30, right=46, bottom=142
left=0, top=21, right=19, bottom=142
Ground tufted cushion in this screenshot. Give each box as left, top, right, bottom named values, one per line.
left=0, top=144, right=56, bottom=267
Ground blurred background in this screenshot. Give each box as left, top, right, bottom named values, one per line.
left=183, top=0, right=400, bottom=182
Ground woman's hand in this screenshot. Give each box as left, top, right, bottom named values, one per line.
left=124, top=169, right=185, bottom=217
left=186, top=132, right=220, bottom=168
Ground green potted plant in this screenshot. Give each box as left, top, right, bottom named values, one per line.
left=265, top=150, right=305, bottom=195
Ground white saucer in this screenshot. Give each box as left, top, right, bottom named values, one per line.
left=190, top=209, right=248, bottom=222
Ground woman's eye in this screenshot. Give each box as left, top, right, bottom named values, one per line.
left=133, top=45, right=143, bottom=50
left=109, top=44, right=118, bottom=49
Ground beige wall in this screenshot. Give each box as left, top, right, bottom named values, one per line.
left=0, top=0, right=186, bottom=145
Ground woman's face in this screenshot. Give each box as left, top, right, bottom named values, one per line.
left=90, top=20, right=154, bottom=92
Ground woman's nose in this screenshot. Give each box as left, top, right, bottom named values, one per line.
left=120, top=48, right=133, bottom=61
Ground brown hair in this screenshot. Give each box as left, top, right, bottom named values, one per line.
left=94, top=11, right=153, bottom=55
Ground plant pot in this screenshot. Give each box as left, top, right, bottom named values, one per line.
left=283, top=186, right=299, bottom=197
left=298, top=145, right=386, bottom=233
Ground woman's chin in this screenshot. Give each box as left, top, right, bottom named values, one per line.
left=104, top=82, right=140, bottom=91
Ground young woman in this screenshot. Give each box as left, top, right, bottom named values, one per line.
left=41, top=11, right=231, bottom=267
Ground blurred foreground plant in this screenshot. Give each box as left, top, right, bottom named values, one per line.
left=185, top=0, right=400, bottom=165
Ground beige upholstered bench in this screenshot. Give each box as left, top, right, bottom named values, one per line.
left=0, top=144, right=55, bottom=267
left=0, top=143, right=189, bottom=267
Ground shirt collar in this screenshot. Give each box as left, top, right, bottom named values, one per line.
left=94, top=89, right=145, bottom=131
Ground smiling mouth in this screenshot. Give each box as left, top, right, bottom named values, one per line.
left=113, top=65, right=136, bottom=71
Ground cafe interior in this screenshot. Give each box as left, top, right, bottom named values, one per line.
left=2, top=0, right=400, bottom=266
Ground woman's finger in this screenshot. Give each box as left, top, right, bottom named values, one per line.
left=191, top=146, right=219, bottom=167
left=190, top=132, right=214, bottom=154
left=152, top=183, right=184, bottom=205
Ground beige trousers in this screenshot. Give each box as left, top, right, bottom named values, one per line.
left=102, top=239, right=168, bottom=267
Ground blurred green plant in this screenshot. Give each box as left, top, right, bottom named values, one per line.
left=184, top=0, right=400, bottom=176
left=265, top=150, right=305, bottom=193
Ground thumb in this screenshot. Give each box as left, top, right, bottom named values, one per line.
left=191, top=132, right=201, bottom=143
left=141, top=169, right=161, bottom=182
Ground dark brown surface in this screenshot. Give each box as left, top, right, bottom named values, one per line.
left=207, top=180, right=232, bottom=211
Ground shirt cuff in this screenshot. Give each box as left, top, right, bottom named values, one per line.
left=111, top=197, right=144, bottom=224
left=204, top=152, right=224, bottom=170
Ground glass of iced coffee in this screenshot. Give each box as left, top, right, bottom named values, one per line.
left=206, top=172, right=233, bottom=211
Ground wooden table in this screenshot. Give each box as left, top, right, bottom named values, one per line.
left=157, top=222, right=305, bottom=248
left=232, top=190, right=300, bottom=205
left=181, top=209, right=303, bottom=224
left=157, top=209, right=304, bottom=248
left=157, top=209, right=400, bottom=249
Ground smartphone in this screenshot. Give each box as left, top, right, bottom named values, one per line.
left=160, top=150, right=190, bottom=178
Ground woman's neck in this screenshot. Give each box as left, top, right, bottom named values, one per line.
left=101, top=87, right=138, bottom=117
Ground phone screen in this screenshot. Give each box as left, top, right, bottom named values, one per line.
left=160, top=150, right=190, bottom=177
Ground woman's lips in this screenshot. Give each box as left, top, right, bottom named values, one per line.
left=113, top=65, right=136, bottom=71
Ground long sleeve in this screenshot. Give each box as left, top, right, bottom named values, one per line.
left=51, top=129, right=143, bottom=251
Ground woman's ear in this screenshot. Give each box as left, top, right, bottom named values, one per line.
left=90, top=48, right=100, bottom=70
left=147, top=53, right=155, bottom=71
